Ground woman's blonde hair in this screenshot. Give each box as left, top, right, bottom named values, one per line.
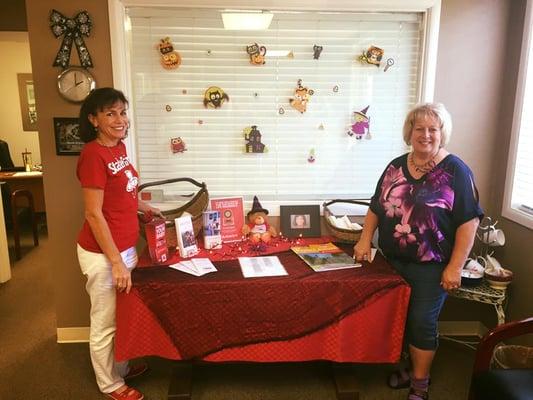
left=402, top=102, right=452, bottom=147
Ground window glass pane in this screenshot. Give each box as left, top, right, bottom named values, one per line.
left=128, top=8, right=423, bottom=201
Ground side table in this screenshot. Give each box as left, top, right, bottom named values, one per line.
left=450, top=280, right=508, bottom=326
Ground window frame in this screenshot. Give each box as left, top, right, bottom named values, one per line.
left=502, top=0, right=533, bottom=230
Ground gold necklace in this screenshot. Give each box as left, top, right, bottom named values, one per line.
left=408, top=151, right=439, bottom=174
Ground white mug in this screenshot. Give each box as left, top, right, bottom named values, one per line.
left=481, top=227, right=505, bottom=246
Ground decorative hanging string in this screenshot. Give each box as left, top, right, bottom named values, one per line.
left=49, top=9, right=93, bottom=69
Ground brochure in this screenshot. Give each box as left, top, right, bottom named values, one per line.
left=209, top=197, right=245, bottom=243
left=291, top=242, right=362, bottom=272
left=202, top=210, right=222, bottom=249
left=174, top=215, right=199, bottom=258
left=238, top=256, right=288, bottom=278
left=169, top=258, right=217, bottom=276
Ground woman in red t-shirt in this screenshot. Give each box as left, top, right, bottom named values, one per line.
left=76, top=88, right=162, bottom=400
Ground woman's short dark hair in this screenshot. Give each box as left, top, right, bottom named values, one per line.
left=78, top=87, right=129, bottom=143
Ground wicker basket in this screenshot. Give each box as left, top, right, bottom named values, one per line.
left=322, top=199, right=369, bottom=243
left=138, top=177, right=208, bottom=247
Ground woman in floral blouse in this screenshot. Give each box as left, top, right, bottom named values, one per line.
left=354, top=103, right=483, bottom=400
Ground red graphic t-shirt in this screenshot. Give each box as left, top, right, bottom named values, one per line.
left=77, top=140, right=139, bottom=253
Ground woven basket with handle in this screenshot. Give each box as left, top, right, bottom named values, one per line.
left=138, top=177, right=208, bottom=247
left=322, top=199, right=370, bottom=243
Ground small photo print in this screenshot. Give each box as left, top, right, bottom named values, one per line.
left=291, top=214, right=310, bottom=229
left=181, top=229, right=196, bottom=247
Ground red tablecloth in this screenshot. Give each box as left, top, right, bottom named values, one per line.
left=116, top=244, right=410, bottom=363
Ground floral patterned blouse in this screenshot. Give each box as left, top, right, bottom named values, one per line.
left=370, top=153, right=483, bottom=264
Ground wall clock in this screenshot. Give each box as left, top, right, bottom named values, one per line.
left=57, top=66, right=96, bottom=103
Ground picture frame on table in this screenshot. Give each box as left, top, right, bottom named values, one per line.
left=53, top=117, right=84, bottom=155
left=280, top=205, right=321, bottom=238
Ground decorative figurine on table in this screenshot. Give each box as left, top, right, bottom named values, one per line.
left=242, top=196, right=277, bottom=243
left=347, top=105, right=371, bottom=139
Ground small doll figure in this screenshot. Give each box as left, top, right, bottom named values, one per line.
left=289, top=79, right=314, bottom=114
left=246, top=43, right=267, bottom=65
left=158, top=37, right=181, bottom=69
left=347, top=106, right=371, bottom=140
left=242, top=196, right=277, bottom=243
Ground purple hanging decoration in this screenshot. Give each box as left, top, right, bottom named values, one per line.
left=49, top=9, right=93, bottom=69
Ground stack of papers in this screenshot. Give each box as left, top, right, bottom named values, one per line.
left=169, top=258, right=217, bottom=276
left=238, top=256, right=288, bottom=278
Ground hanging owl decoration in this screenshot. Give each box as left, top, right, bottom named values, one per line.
left=289, top=79, right=314, bottom=114
left=203, top=86, right=230, bottom=108
left=246, top=43, right=267, bottom=65
left=170, top=137, right=187, bottom=153
left=158, top=37, right=181, bottom=69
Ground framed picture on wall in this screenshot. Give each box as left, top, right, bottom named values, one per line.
left=17, top=73, right=37, bottom=131
left=53, top=117, right=84, bottom=155
left=280, top=205, right=321, bottom=238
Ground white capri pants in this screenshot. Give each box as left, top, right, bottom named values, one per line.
left=77, top=244, right=138, bottom=394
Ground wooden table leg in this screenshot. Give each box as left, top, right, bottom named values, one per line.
left=332, top=364, right=359, bottom=400
left=168, top=361, right=192, bottom=400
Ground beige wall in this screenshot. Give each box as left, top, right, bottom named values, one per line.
left=0, top=31, right=41, bottom=166
left=435, top=0, right=533, bottom=334
left=25, top=0, right=114, bottom=327
left=25, top=0, right=532, bottom=334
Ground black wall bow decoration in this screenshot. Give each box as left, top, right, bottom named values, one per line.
left=49, top=9, right=93, bottom=69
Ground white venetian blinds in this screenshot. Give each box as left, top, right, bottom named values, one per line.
left=127, top=8, right=423, bottom=202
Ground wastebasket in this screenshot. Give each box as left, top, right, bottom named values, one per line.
left=492, top=345, right=533, bottom=369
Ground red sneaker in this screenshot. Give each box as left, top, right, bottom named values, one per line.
left=106, top=386, right=144, bottom=400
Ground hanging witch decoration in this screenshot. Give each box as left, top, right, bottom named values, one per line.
left=347, top=106, right=372, bottom=140
left=49, top=9, right=93, bottom=69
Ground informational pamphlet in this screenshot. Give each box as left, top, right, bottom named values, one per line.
left=169, top=258, right=217, bottom=276
left=291, top=242, right=362, bottom=272
left=174, top=215, right=199, bottom=258
left=202, top=210, right=222, bottom=249
left=209, top=197, right=245, bottom=243
left=238, top=256, right=288, bottom=278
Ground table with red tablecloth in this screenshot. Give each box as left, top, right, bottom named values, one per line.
left=115, top=240, right=410, bottom=364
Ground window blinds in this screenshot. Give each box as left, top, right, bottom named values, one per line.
left=127, top=8, right=423, bottom=202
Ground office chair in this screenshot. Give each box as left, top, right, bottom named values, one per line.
left=0, top=139, right=25, bottom=171
left=469, top=317, right=533, bottom=400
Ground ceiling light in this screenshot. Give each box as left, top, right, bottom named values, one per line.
left=221, top=11, right=273, bottom=30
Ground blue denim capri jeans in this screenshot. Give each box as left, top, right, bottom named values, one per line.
left=388, top=258, right=448, bottom=351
